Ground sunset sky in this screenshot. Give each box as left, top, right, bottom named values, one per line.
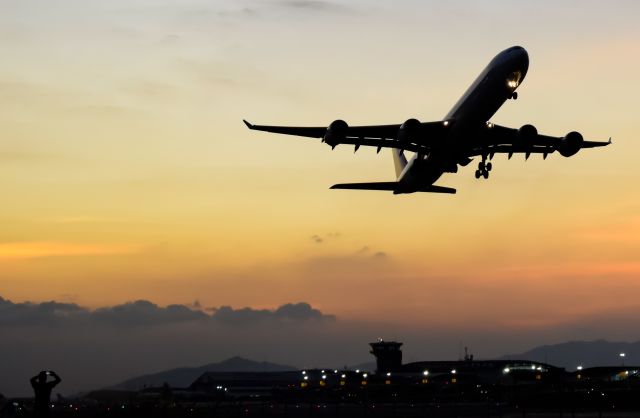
left=1, top=0, right=640, bottom=396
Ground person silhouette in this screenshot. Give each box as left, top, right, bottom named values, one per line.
left=30, top=371, right=61, bottom=418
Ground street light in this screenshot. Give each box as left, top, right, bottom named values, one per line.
left=620, top=352, right=626, bottom=366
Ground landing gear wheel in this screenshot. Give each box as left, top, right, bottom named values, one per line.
left=486, top=162, right=493, bottom=171
left=478, top=161, right=485, bottom=171
left=475, top=170, right=481, bottom=179
left=482, top=170, right=489, bottom=179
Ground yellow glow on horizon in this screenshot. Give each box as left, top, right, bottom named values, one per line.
left=0, top=241, right=141, bottom=260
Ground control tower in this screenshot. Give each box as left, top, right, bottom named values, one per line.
left=369, top=340, right=403, bottom=374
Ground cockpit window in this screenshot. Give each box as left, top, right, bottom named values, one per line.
left=506, top=71, right=521, bottom=89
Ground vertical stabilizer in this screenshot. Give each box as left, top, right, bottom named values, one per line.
left=392, top=149, right=408, bottom=179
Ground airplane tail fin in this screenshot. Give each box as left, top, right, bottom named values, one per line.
left=392, top=149, right=407, bottom=179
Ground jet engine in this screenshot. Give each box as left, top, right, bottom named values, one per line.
left=397, top=118, right=421, bottom=143
left=323, top=120, right=348, bottom=147
left=518, top=124, right=538, bottom=143
left=557, top=131, right=583, bottom=157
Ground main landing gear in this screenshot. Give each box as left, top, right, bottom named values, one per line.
left=475, top=157, right=492, bottom=180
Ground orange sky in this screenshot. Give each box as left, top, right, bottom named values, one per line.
left=1, top=0, right=640, bottom=334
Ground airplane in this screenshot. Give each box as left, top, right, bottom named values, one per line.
left=243, top=46, right=610, bottom=194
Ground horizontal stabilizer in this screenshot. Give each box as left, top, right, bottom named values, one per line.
left=331, top=182, right=397, bottom=191
left=330, top=182, right=456, bottom=194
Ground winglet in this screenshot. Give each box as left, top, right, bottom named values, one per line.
left=608, top=137, right=612, bottom=144
left=243, top=119, right=254, bottom=129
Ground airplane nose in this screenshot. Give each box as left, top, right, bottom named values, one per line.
left=509, top=46, right=529, bottom=72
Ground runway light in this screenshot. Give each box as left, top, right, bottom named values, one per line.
left=386, top=372, right=392, bottom=377
left=577, top=366, right=583, bottom=371
left=302, top=371, right=306, bottom=375
left=341, top=374, right=346, bottom=379
left=531, top=365, right=536, bottom=370
left=356, top=369, right=360, bottom=373
left=503, top=368, right=510, bottom=374
left=303, top=376, right=308, bottom=381
left=451, top=369, right=457, bottom=374
left=423, top=370, right=429, bottom=376
left=321, top=375, right=326, bottom=380
left=363, top=373, right=368, bottom=378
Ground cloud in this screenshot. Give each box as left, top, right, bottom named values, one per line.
left=310, top=232, right=341, bottom=244
left=353, top=245, right=388, bottom=260
left=0, top=296, right=334, bottom=329
left=0, top=297, right=88, bottom=327
left=210, top=302, right=335, bottom=324
left=300, top=244, right=393, bottom=278
left=93, top=300, right=208, bottom=326
left=275, top=302, right=334, bottom=320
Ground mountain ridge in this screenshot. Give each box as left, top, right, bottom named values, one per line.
left=110, top=356, right=297, bottom=391
left=111, top=340, right=640, bottom=390
left=499, top=339, right=640, bottom=370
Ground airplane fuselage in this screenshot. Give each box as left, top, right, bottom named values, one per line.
left=397, top=46, right=530, bottom=192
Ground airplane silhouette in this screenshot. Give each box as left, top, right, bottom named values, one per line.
left=244, top=46, right=610, bottom=194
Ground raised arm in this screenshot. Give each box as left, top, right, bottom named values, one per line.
left=49, top=371, right=62, bottom=385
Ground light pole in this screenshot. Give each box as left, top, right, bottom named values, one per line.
left=620, top=352, right=626, bottom=366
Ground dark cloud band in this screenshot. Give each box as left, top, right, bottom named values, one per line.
left=0, top=296, right=334, bottom=327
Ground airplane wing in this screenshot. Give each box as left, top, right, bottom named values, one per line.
left=469, top=124, right=611, bottom=158
left=243, top=119, right=447, bottom=153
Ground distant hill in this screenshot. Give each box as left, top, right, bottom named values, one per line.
left=110, top=340, right=640, bottom=391
left=500, top=340, right=640, bottom=370
left=110, top=356, right=297, bottom=390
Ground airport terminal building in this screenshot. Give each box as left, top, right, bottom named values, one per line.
left=189, top=340, right=636, bottom=398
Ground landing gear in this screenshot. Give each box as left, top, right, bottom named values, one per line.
left=509, top=91, right=518, bottom=100
left=475, top=157, right=493, bottom=180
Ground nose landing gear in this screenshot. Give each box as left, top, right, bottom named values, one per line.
left=475, top=157, right=492, bottom=180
